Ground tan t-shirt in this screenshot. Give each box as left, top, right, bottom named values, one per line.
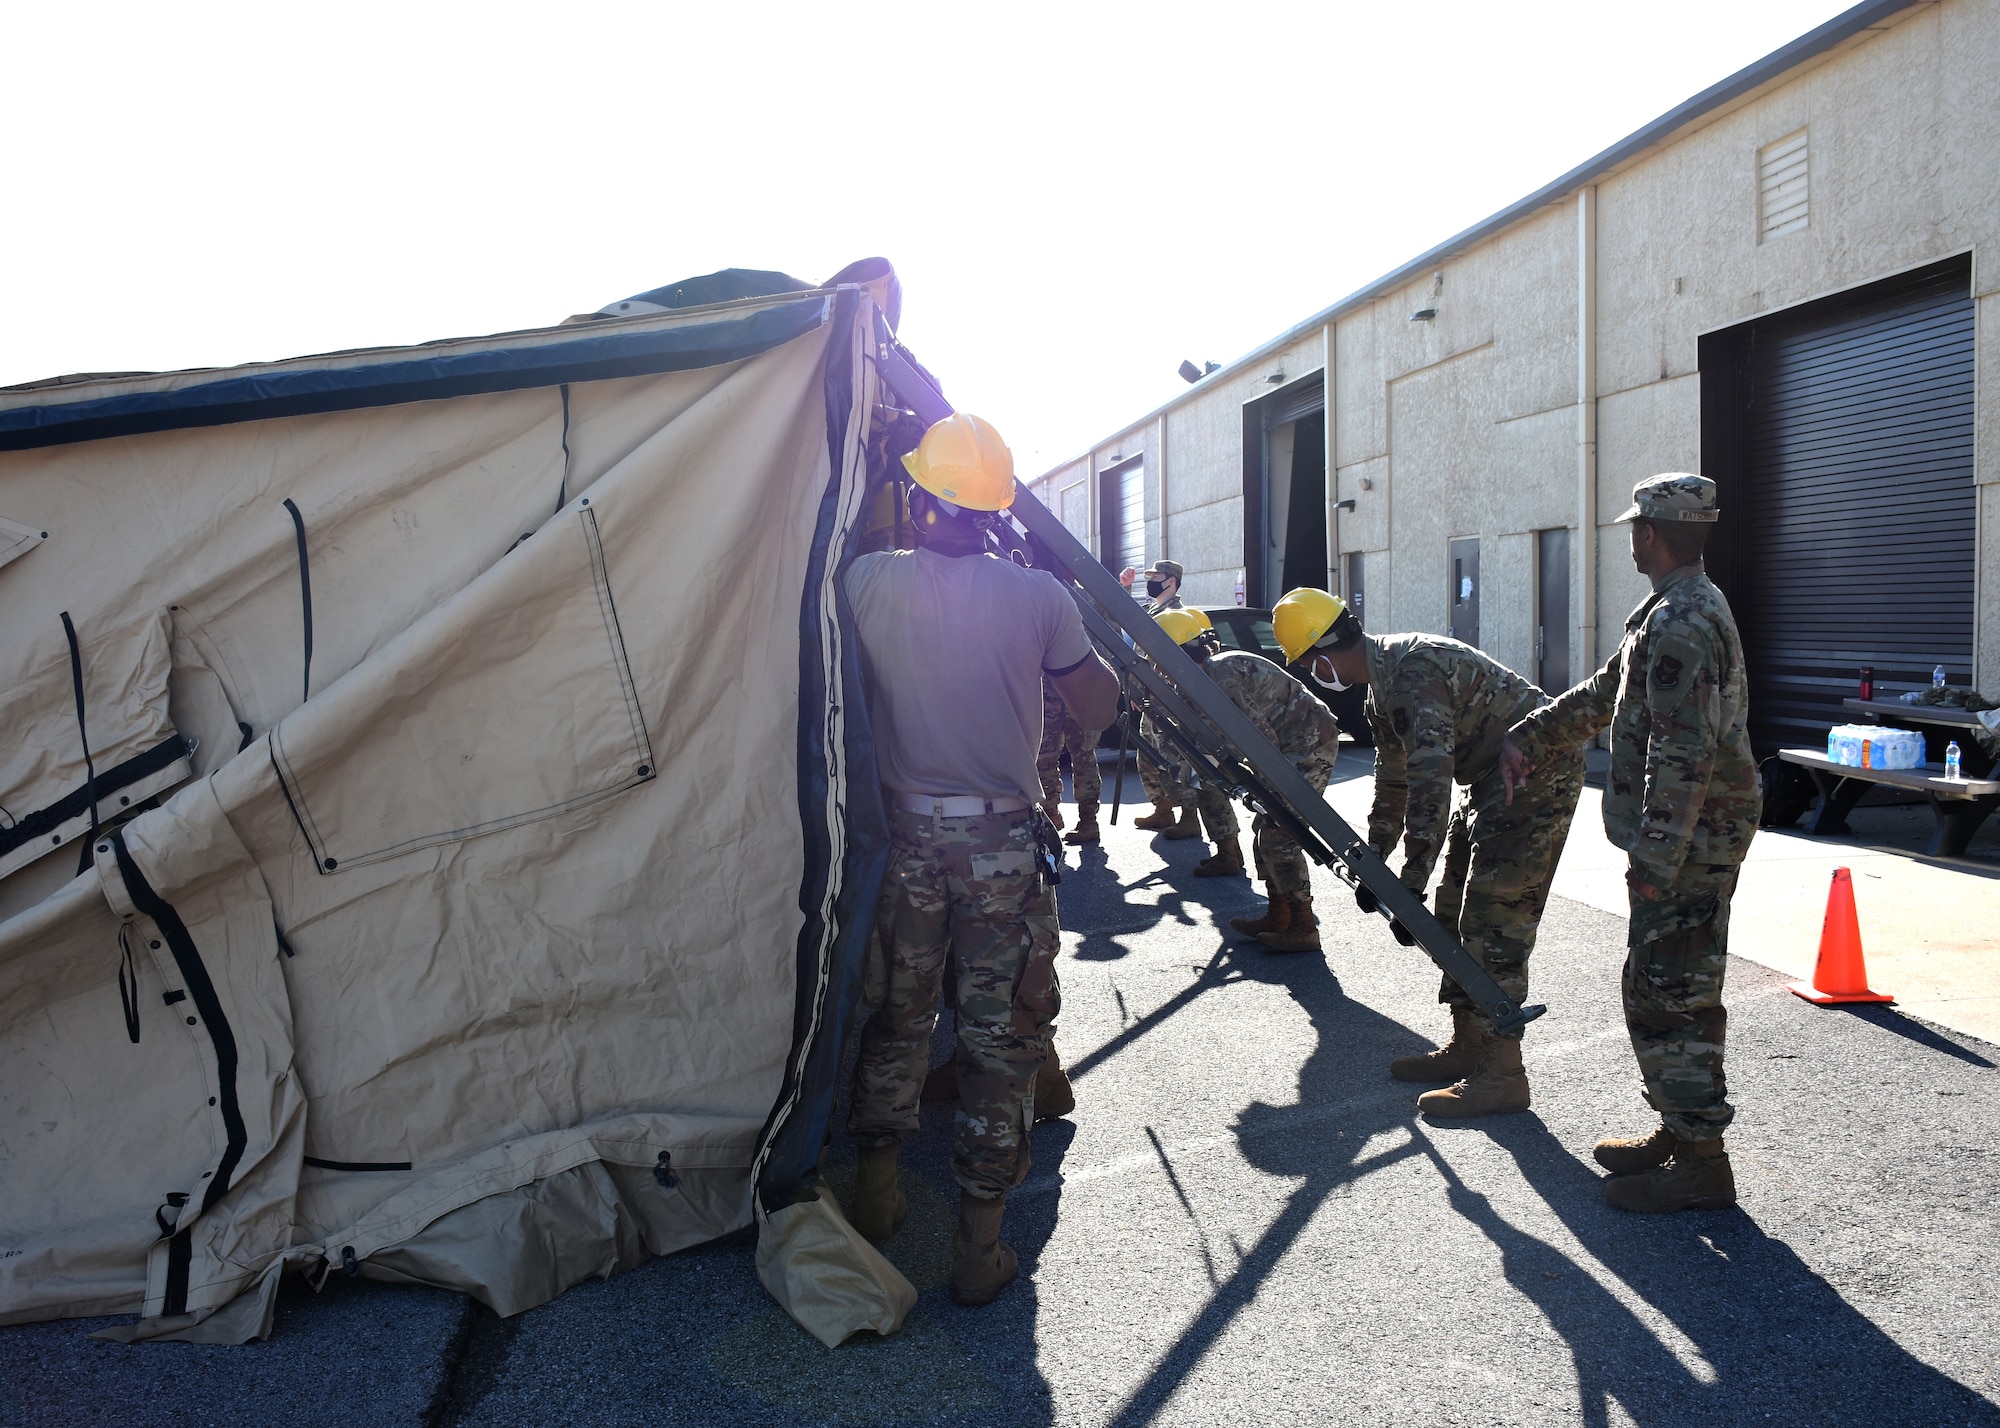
left=846, top=547, right=1092, bottom=802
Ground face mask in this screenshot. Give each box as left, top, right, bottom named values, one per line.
left=1310, top=655, right=1350, bottom=692
left=1145, top=579, right=1166, bottom=598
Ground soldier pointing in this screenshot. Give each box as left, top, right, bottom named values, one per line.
left=1501, top=473, right=1759, bottom=1213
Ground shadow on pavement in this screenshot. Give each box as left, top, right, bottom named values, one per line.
left=1098, top=939, right=1437, bottom=1427
left=1838, top=1003, right=1996, bottom=1067
left=1457, top=1115, right=2000, bottom=1426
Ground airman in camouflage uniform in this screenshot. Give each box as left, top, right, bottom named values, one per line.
left=1359, top=633, right=1586, bottom=1117
left=1156, top=616, right=1341, bottom=950
left=1504, top=473, right=1759, bottom=1214
left=842, top=415, right=1119, bottom=1306
left=1135, top=562, right=1201, bottom=839
left=1035, top=678, right=1103, bottom=843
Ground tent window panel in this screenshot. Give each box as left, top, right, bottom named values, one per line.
left=270, top=506, right=656, bottom=873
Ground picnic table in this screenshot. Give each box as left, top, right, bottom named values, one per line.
left=1778, top=722, right=2000, bottom=857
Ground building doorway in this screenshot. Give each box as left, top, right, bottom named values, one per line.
left=1448, top=537, right=1480, bottom=648
left=1242, top=373, right=1326, bottom=606
left=1701, top=255, right=1975, bottom=752
left=1536, top=527, right=1570, bottom=692
left=1098, top=457, right=1145, bottom=575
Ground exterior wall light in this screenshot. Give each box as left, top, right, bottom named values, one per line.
left=1411, top=307, right=1437, bottom=322
left=1178, top=360, right=1220, bottom=384
left=1265, top=371, right=1286, bottom=384
left=1334, top=499, right=1358, bottom=512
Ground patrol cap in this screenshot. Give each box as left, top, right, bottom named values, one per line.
left=1614, top=472, right=1718, bottom=524
left=1145, top=559, right=1184, bottom=583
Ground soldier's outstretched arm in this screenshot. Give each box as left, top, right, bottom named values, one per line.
left=1630, top=626, right=1722, bottom=888
left=1506, top=652, right=1623, bottom=797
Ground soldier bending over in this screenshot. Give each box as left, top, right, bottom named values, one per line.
left=1290, top=588, right=1585, bottom=1118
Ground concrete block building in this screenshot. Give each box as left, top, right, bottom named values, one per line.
left=1027, top=0, right=1998, bottom=751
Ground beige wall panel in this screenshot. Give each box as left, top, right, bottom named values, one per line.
left=1164, top=380, right=1250, bottom=513
left=1334, top=456, right=1390, bottom=552
left=1489, top=405, right=1577, bottom=536
left=1334, top=307, right=1387, bottom=464
left=1168, top=499, right=1246, bottom=605
left=1477, top=208, right=1579, bottom=424
left=1486, top=530, right=1536, bottom=676
left=1597, top=3, right=1996, bottom=399
left=1596, top=374, right=1702, bottom=515
left=1386, top=347, right=1498, bottom=637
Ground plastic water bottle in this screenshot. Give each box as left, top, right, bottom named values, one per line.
left=1934, top=664, right=1948, bottom=689
left=1944, top=741, right=1962, bottom=781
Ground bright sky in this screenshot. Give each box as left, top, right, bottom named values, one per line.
left=3, top=1, right=1856, bottom=475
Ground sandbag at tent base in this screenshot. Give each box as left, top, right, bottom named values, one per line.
left=756, top=1194, right=917, bottom=1348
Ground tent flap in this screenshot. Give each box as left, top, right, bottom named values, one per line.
left=0, top=280, right=897, bottom=1346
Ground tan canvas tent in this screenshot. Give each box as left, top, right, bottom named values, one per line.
left=0, top=264, right=919, bottom=1346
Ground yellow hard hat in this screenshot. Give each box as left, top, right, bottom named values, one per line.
left=1272, top=588, right=1348, bottom=664
left=1187, top=607, right=1213, bottom=633
left=901, top=413, right=1015, bottom=511
left=1155, top=609, right=1206, bottom=646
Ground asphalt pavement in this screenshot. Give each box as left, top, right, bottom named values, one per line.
left=6, top=760, right=1998, bottom=1427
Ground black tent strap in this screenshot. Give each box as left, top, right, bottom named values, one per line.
left=107, top=830, right=246, bottom=1217
left=555, top=384, right=572, bottom=513
left=0, top=734, right=187, bottom=861
left=303, top=1156, right=413, bottom=1173
left=59, top=612, right=97, bottom=835
left=282, top=499, right=312, bottom=703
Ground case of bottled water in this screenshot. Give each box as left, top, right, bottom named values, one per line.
left=1825, top=724, right=1924, bottom=770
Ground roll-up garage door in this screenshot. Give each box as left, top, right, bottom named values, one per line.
left=1738, top=261, right=1975, bottom=752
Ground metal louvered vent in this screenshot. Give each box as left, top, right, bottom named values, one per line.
left=1759, top=130, right=1809, bottom=242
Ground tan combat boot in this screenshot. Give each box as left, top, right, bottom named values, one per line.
left=1044, top=802, right=1065, bottom=831
left=1033, top=1040, right=1076, bottom=1122
left=1193, top=837, right=1245, bottom=877
left=1064, top=805, right=1100, bottom=845
left=1160, top=804, right=1202, bottom=840
left=950, top=1192, right=1020, bottom=1306
left=1390, top=1008, right=1485, bottom=1083
left=1604, top=1135, right=1736, bottom=1213
left=1594, top=1122, right=1675, bottom=1175
left=1132, top=803, right=1178, bottom=831
left=1418, top=1034, right=1530, bottom=1118
left=1257, top=893, right=1323, bottom=953
left=848, top=1142, right=907, bottom=1242
left=1228, top=893, right=1292, bottom=939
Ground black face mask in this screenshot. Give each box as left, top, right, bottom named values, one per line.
left=1145, top=579, right=1166, bottom=598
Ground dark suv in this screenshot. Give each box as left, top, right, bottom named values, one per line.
left=1196, top=605, right=1373, bottom=747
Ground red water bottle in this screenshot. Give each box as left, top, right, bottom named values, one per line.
left=1858, top=667, right=1873, bottom=700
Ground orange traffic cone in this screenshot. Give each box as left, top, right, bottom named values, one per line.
left=1790, top=867, right=1893, bottom=1005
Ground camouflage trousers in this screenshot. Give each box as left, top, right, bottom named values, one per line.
left=1621, top=863, right=1739, bottom=1142
left=848, top=806, right=1062, bottom=1197
left=1138, top=714, right=1194, bottom=809
left=1037, top=696, right=1103, bottom=809
left=1195, top=780, right=1239, bottom=843
left=1250, top=747, right=1336, bottom=896
left=1430, top=754, right=1585, bottom=1038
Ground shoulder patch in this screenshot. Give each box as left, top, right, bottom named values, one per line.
left=1653, top=653, right=1684, bottom=689
left=1392, top=705, right=1412, bottom=736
